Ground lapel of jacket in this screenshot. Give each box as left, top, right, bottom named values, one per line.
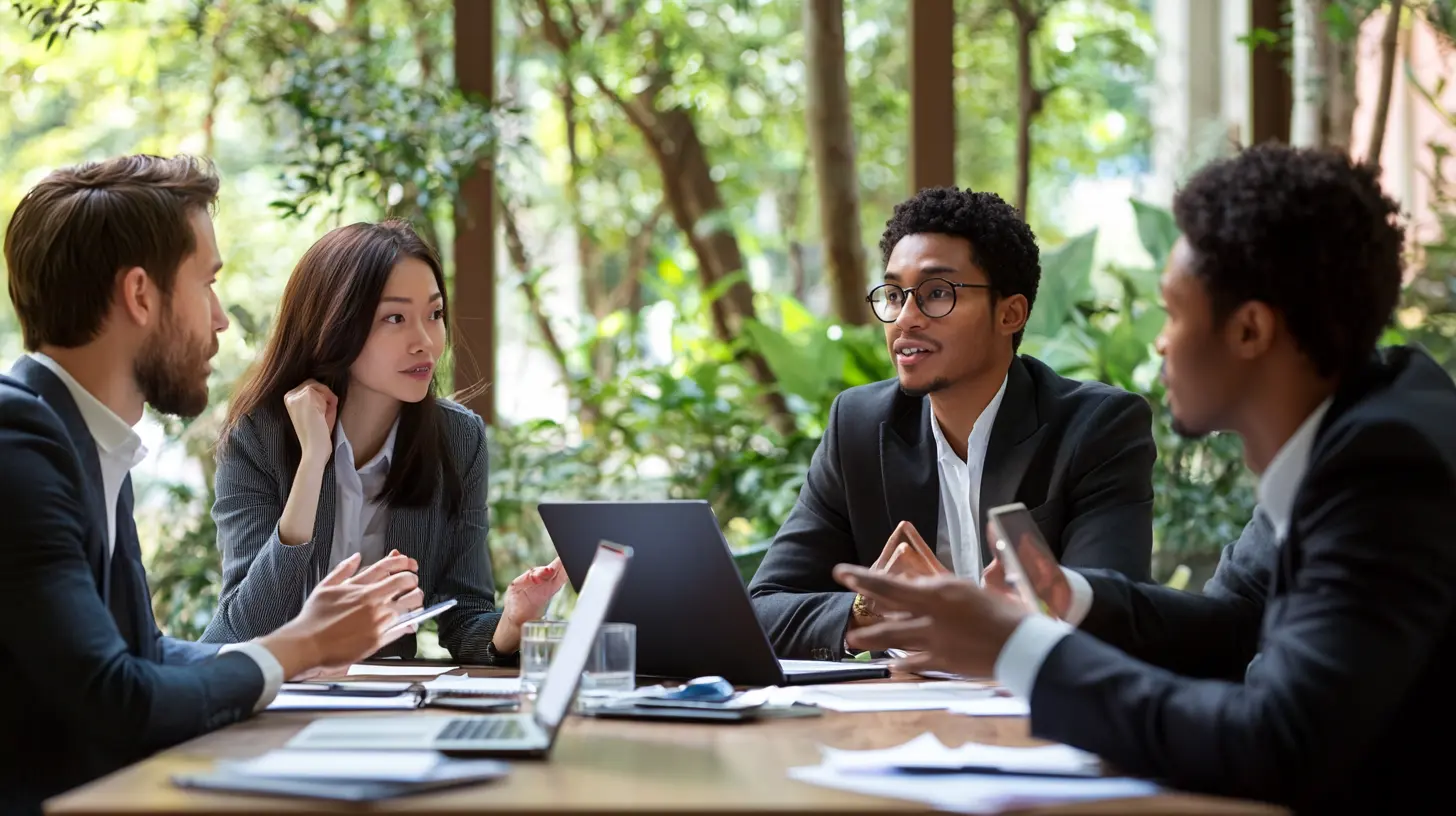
left=977, top=357, right=1046, bottom=564
left=879, top=392, right=941, bottom=552
left=10, top=355, right=112, bottom=598
left=114, top=474, right=162, bottom=660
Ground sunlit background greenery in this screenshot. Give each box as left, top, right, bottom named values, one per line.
left=4, top=0, right=1455, bottom=648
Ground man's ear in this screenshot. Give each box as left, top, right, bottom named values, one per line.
left=115, top=266, right=159, bottom=329
left=997, top=294, right=1029, bottom=338
left=1225, top=300, right=1277, bottom=361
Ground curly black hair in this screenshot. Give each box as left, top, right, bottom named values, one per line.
left=1173, top=144, right=1405, bottom=379
left=878, top=187, right=1040, bottom=350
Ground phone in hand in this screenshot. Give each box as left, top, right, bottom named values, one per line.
left=986, top=503, right=1053, bottom=615
left=386, top=598, right=457, bottom=634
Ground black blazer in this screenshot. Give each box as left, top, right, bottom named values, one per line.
left=0, top=357, right=262, bottom=813
left=748, top=354, right=1156, bottom=659
left=1028, top=346, right=1456, bottom=811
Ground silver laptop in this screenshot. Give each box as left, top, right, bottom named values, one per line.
left=286, top=541, right=633, bottom=758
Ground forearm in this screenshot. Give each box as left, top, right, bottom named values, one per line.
left=205, top=524, right=317, bottom=643
left=278, top=458, right=326, bottom=546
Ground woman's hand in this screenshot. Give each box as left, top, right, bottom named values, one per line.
left=490, top=558, right=568, bottom=654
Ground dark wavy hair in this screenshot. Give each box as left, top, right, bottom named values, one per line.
left=221, top=219, right=462, bottom=516
left=1173, top=144, right=1405, bottom=379
left=878, top=187, right=1041, bottom=350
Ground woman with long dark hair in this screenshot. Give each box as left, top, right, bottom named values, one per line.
left=202, top=220, right=563, bottom=662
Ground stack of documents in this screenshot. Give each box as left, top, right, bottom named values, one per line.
left=267, top=675, right=521, bottom=712
left=755, top=681, right=1029, bottom=714
left=173, top=750, right=509, bottom=801
left=789, top=733, right=1159, bottom=813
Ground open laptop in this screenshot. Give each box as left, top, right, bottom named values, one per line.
left=286, top=541, right=632, bottom=757
left=538, top=500, right=888, bottom=687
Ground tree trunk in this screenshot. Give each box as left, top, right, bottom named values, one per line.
left=500, top=194, right=573, bottom=387
left=804, top=0, right=870, bottom=324
left=1290, top=0, right=1330, bottom=147
left=1324, top=25, right=1357, bottom=150
left=629, top=104, right=794, bottom=432
left=560, top=80, right=613, bottom=381
left=1011, top=5, right=1041, bottom=218
left=1367, top=1, right=1404, bottom=166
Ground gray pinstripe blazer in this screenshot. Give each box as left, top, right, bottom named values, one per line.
left=199, top=399, right=508, bottom=664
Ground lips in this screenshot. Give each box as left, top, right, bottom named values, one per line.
left=892, top=337, right=937, bottom=365
left=401, top=363, right=433, bottom=380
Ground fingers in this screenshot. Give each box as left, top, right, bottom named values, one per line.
left=390, top=587, right=425, bottom=616
left=317, top=553, right=361, bottom=588
left=875, top=521, right=913, bottom=570
left=901, top=522, right=938, bottom=564
left=833, top=563, right=927, bottom=613
left=363, top=570, right=420, bottom=602
left=845, top=615, right=934, bottom=653
left=348, top=552, right=418, bottom=585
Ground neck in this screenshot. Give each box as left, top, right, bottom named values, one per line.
left=1238, top=372, right=1338, bottom=475
left=928, top=355, right=1012, bottom=461
left=339, top=385, right=401, bottom=468
left=37, top=343, right=145, bottom=425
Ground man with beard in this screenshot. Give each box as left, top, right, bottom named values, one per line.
left=749, top=186, right=1157, bottom=660
left=836, top=145, right=1456, bottom=810
left=0, top=155, right=426, bottom=813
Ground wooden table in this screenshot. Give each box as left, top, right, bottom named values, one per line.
left=47, top=667, right=1285, bottom=815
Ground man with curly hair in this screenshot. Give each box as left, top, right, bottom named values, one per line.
left=836, top=144, right=1456, bottom=810
left=748, top=186, right=1158, bottom=660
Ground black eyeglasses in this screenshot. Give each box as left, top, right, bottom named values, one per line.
left=866, top=278, right=992, bottom=323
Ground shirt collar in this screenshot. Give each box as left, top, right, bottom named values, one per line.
left=29, top=352, right=146, bottom=465
left=335, top=417, right=400, bottom=474
left=1257, top=397, right=1334, bottom=541
left=930, top=375, right=1010, bottom=464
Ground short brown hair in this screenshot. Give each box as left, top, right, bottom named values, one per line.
left=4, top=154, right=220, bottom=351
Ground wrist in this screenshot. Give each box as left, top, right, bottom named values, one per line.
left=256, top=626, right=317, bottom=681
left=492, top=619, right=522, bottom=654
left=298, top=446, right=331, bottom=472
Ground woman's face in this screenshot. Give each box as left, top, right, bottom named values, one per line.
left=348, top=256, right=447, bottom=404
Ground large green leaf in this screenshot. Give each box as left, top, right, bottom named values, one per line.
left=1131, top=199, right=1179, bottom=270
left=742, top=318, right=842, bottom=402
left=1025, top=229, right=1098, bottom=339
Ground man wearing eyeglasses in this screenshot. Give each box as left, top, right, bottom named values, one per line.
left=748, top=186, right=1156, bottom=660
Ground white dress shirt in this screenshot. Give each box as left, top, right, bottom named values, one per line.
left=929, top=376, right=1008, bottom=578
left=28, top=353, right=283, bottom=712
left=993, top=397, right=1335, bottom=700
left=328, top=419, right=398, bottom=570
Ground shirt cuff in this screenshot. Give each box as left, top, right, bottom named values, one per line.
left=220, top=642, right=285, bottom=713
left=993, top=614, right=1074, bottom=700
left=1061, top=567, right=1094, bottom=627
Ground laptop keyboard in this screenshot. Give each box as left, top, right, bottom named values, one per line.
left=439, top=717, right=526, bottom=742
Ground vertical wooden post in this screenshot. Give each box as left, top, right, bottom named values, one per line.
left=1250, top=0, right=1292, bottom=146
left=910, top=0, right=956, bottom=193
left=453, top=0, right=496, bottom=423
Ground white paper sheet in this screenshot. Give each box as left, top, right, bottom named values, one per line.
left=267, top=692, right=420, bottom=712
left=421, top=674, right=522, bottom=693
left=788, top=764, right=1159, bottom=814
left=228, top=750, right=508, bottom=783
left=789, top=681, right=1002, bottom=712
left=820, top=733, right=1098, bottom=776
left=947, top=696, right=1030, bottom=717
left=346, top=664, right=458, bottom=677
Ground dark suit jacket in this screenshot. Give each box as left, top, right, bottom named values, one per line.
left=1072, top=507, right=1276, bottom=681
left=1028, top=346, right=1456, bottom=811
left=748, top=354, right=1156, bottom=659
left=0, top=357, right=262, bottom=814
left=201, top=400, right=506, bottom=663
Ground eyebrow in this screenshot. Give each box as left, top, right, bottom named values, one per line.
left=380, top=292, right=444, bottom=304
left=884, top=265, right=963, bottom=283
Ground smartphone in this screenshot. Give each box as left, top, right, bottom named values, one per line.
left=986, top=503, right=1051, bottom=615
left=386, top=598, right=458, bottom=633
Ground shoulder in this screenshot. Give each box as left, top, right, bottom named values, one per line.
left=0, top=374, right=69, bottom=443
left=1018, top=354, right=1150, bottom=425
left=831, top=378, right=909, bottom=426
left=0, top=375, right=83, bottom=491
left=219, top=406, right=289, bottom=458
left=1319, top=350, right=1456, bottom=482
left=434, top=398, right=487, bottom=466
